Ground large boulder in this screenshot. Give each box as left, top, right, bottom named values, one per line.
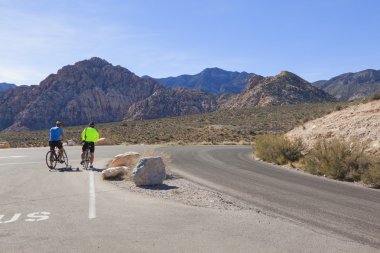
left=102, top=166, right=128, bottom=179
left=132, top=157, right=166, bottom=186
left=0, top=141, right=10, bottom=149
left=96, top=137, right=112, bottom=145
left=111, top=151, right=140, bottom=167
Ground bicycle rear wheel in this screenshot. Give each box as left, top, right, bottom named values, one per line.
left=46, top=150, right=57, bottom=169
left=83, top=149, right=90, bottom=170
left=62, top=149, right=69, bottom=167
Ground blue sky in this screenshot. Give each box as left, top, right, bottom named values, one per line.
left=1, top=0, right=379, bottom=85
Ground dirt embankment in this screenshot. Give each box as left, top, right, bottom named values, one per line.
left=287, top=100, right=380, bottom=154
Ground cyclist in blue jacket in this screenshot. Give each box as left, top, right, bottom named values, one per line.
left=49, top=121, right=67, bottom=162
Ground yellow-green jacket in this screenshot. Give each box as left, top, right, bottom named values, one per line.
left=81, top=127, right=99, bottom=142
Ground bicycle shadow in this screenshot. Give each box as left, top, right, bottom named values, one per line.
left=82, top=167, right=104, bottom=173
left=49, top=166, right=81, bottom=172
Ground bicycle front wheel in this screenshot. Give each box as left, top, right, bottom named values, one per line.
left=46, top=150, right=57, bottom=169
left=62, top=149, right=69, bottom=167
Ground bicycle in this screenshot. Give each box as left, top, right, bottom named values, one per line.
left=82, top=146, right=91, bottom=170
left=46, top=146, right=68, bottom=170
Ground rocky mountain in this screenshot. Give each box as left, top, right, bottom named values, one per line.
left=126, top=88, right=217, bottom=120
left=220, top=71, right=336, bottom=109
left=0, top=58, right=216, bottom=131
left=153, top=67, right=255, bottom=95
left=312, top=69, right=380, bottom=101
left=286, top=100, right=380, bottom=155
left=0, top=82, right=17, bottom=92
left=312, top=80, right=327, bottom=88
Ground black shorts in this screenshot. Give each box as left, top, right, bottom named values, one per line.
left=82, top=142, right=95, bottom=153
left=49, top=141, right=63, bottom=151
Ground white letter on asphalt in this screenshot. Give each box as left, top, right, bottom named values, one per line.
left=2, top=213, right=22, bottom=223
left=25, top=212, right=51, bottom=222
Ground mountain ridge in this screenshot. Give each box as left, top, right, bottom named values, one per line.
left=0, top=57, right=215, bottom=131
left=312, top=69, right=380, bottom=101
left=154, top=67, right=255, bottom=95
left=0, top=82, right=17, bottom=92
left=220, top=71, right=336, bottom=109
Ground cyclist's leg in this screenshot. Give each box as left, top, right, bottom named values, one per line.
left=90, top=143, right=95, bottom=165
left=49, top=141, right=55, bottom=151
left=57, top=141, right=64, bottom=160
left=50, top=141, right=58, bottom=160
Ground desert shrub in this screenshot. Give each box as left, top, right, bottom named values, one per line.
left=304, top=139, right=371, bottom=181
left=254, top=134, right=303, bottom=165
left=369, top=92, right=380, bottom=101
left=362, top=162, right=380, bottom=188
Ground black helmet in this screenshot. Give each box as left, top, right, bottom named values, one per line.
left=56, top=121, right=62, bottom=127
left=89, top=121, right=95, bottom=127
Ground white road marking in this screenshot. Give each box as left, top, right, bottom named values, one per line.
left=25, top=212, right=50, bottom=222
left=0, top=212, right=50, bottom=224
left=0, top=156, right=27, bottom=159
left=0, top=162, right=40, bottom=166
left=0, top=213, right=21, bottom=223
left=88, top=171, right=96, bottom=219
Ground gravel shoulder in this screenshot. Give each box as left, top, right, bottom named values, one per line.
left=109, top=173, right=255, bottom=211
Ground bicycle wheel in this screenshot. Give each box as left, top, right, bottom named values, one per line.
left=83, top=149, right=90, bottom=170
left=62, top=149, right=69, bottom=167
left=46, top=150, right=57, bottom=169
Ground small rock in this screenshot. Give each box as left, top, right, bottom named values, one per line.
left=67, top=139, right=76, bottom=146
left=96, top=137, right=112, bottom=145
left=102, top=166, right=128, bottom=179
left=0, top=141, right=10, bottom=149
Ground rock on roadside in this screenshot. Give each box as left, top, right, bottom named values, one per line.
left=66, top=139, right=76, bottom=146
left=96, top=137, right=112, bottom=145
left=111, top=151, right=141, bottom=167
left=0, top=141, right=10, bottom=149
left=133, top=156, right=166, bottom=186
left=102, top=166, right=128, bottom=179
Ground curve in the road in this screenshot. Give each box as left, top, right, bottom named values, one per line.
left=158, top=145, right=380, bottom=249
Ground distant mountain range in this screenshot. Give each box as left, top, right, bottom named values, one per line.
left=152, top=68, right=255, bottom=95
left=0, top=57, right=377, bottom=132
left=312, top=69, right=380, bottom=101
left=153, top=68, right=380, bottom=101
left=0, top=83, right=17, bottom=92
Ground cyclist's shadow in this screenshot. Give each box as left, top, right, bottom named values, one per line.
left=49, top=166, right=105, bottom=173
left=83, top=167, right=104, bottom=173
left=50, top=166, right=81, bottom=172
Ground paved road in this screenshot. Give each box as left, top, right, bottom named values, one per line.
left=159, top=145, right=380, bottom=249
left=0, top=145, right=378, bottom=252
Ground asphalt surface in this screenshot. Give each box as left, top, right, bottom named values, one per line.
left=158, top=145, right=380, bottom=249
left=0, top=145, right=379, bottom=252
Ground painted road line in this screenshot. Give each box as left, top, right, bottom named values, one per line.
left=0, top=156, right=27, bottom=159
left=88, top=170, right=96, bottom=219
left=0, top=162, right=40, bottom=166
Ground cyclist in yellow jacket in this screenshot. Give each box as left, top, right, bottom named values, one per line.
left=80, top=121, right=99, bottom=169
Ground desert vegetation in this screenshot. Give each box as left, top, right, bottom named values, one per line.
left=254, top=134, right=303, bottom=165
left=0, top=102, right=348, bottom=148
left=254, top=135, right=380, bottom=188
